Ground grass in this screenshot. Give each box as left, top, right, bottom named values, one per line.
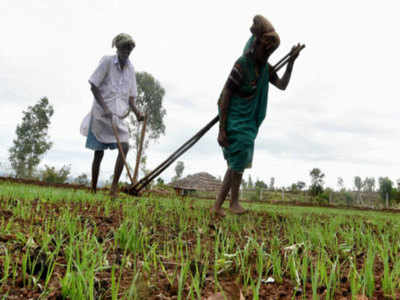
left=0, top=180, right=399, bottom=299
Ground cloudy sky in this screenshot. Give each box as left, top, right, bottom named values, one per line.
left=1, top=0, right=399, bottom=189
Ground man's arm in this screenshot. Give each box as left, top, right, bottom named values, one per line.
left=129, top=96, right=144, bottom=121
left=90, top=83, right=112, bottom=118
left=218, top=86, right=232, bottom=147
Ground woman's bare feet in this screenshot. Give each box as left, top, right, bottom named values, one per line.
left=229, top=203, right=247, bottom=215
left=229, top=170, right=247, bottom=215
left=210, top=206, right=226, bottom=217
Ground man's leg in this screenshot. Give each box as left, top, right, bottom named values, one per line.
left=211, top=168, right=232, bottom=216
left=110, top=143, right=129, bottom=197
left=229, top=170, right=247, bottom=214
left=91, top=150, right=104, bottom=193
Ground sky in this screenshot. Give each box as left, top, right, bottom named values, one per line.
left=1, top=0, right=400, bottom=190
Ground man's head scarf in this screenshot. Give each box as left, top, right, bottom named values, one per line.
left=112, top=33, right=135, bottom=49
left=250, top=15, right=280, bottom=50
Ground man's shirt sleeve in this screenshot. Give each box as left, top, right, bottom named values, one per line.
left=89, top=56, right=109, bottom=88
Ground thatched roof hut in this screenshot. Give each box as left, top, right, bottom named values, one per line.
left=170, top=172, right=222, bottom=194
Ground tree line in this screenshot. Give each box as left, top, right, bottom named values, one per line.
left=238, top=168, right=400, bottom=207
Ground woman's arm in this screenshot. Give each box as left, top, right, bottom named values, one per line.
left=269, top=44, right=301, bottom=90
left=218, top=86, right=232, bottom=147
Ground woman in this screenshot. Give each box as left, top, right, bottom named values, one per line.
left=212, top=15, right=301, bottom=216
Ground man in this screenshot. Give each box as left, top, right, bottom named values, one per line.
left=211, top=15, right=301, bottom=216
left=80, top=33, right=144, bottom=197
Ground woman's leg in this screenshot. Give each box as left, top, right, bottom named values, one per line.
left=91, top=150, right=104, bottom=193
left=211, top=168, right=232, bottom=216
left=229, top=170, right=247, bottom=214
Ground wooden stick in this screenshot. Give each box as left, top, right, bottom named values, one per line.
left=273, top=44, right=305, bottom=72
left=111, top=118, right=135, bottom=185
left=133, top=114, right=147, bottom=183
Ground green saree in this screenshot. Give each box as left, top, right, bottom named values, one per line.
left=221, top=36, right=270, bottom=172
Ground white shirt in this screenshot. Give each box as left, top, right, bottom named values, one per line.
left=80, top=55, right=137, bottom=143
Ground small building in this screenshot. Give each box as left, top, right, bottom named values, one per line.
left=170, top=172, right=222, bottom=197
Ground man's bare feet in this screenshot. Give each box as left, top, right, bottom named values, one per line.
left=210, top=206, right=226, bottom=217
left=229, top=204, right=247, bottom=215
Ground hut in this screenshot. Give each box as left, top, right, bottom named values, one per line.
left=170, top=172, right=222, bottom=197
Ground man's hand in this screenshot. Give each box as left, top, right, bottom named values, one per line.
left=137, top=113, right=145, bottom=122
left=102, top=107, right=113, bottom=119
left=218, top=129, right=229, bottom=147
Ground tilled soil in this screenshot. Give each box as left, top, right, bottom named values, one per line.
left=0, top=203, right=396, bottom=299
left=0, top=178, right=399, bottom=299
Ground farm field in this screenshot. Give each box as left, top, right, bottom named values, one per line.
left=0, top=180, right=400, bottom=299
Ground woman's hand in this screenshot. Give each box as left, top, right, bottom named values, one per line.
left=289, top=43, right=302, bottom=63
left=218, top=129, right=229, bottom=147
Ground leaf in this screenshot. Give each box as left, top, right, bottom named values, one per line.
left=284, top=242, right=304, bottom=252
left=261, top=277, right=275, bottom=284
left=26, top=237, right=38, bottom=248
left=223, top=252, right=237, bottom=258
left=239, top=289, right=245, bottom=300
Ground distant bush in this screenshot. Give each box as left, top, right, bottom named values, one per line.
left=73, top=173, right=90, bottom=186
left=378, top=177, right=393, bottom=206
left=344, top=192, right=353, bottom=206
left=40, top=165, right=71, bottom=184
left=249, top=191, right=259, bottom=202
left=392, top=188, right=400, bottom=204
left=317, top=191, right=330, bottom=204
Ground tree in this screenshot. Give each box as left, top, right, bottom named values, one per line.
left=241, top=178, right=247, bottom=189
left=363, top=177, right=375, bottom=192
left=248, top=175, right=254, bottom=189
left=255, top=179, right=268, bottom=189
left=296, top=181, right=306, bottom=191
left=128, top=72, right=166, bottom=182
left=290, top=183, right=298, bottom=192
left=337, top=177, right=345, bottom=192
left=354, top=176, right=363, bottom=192
left=354, top=176, right=364, bottom=204
left=156, top=177, right=165, bottom=186
left=269, top=177, right=275, bottom=191
left=378, top=177, right=393, bottom=206
left=310, top=168, right=325, bottom=196
left=171, top=161, right=184, bottom=182
left=40, top=165, right=70, bottom=184
left=9, top=97, right=54, bottom=178
left=74, top=173, right=90, bottom=186
left=175, top=161, right=184, bottom=178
